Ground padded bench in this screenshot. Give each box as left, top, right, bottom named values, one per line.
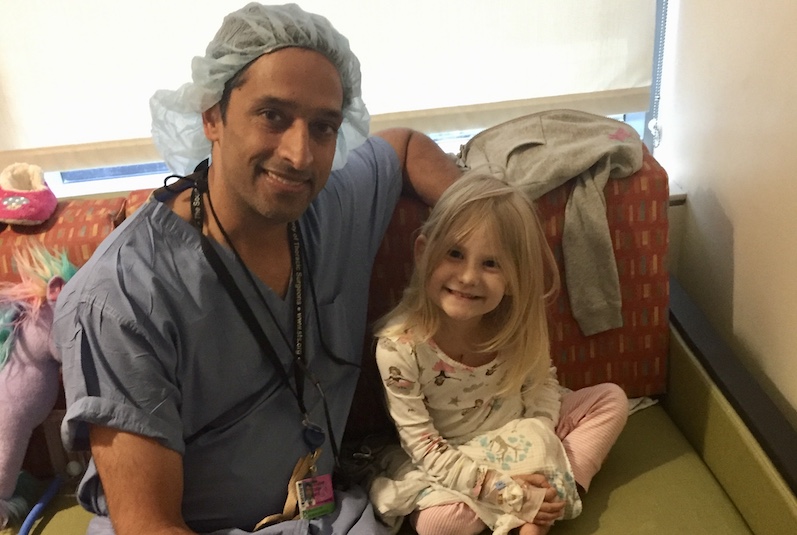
left=3, top=145, right=796, bottom=534
left=9, top=318, right=796, bottom=535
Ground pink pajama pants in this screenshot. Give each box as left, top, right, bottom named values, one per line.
left=410, top=382, right=629, bottom=535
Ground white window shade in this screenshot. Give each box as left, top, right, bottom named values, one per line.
left=356, top=1, right=655, bottom=133
left=0, top=0, right=655, bottom=171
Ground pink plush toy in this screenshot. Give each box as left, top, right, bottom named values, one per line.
left=0, top=244, right=76, bottom=527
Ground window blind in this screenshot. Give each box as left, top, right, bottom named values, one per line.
left=0, top=0, right=655, bottom=171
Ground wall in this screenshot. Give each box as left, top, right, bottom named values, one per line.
left=655, top=0, right=797, bottom=427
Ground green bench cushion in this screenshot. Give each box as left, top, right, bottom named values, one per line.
left=5, top=406, right=751, bottom=535
left=554, top=405, right=750, bottom=535
left=394, top=405, right=750, bottom=535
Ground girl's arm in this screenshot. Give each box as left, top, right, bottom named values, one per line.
left=520, top=364, right=562, bottom=428
left=375, top=337, right=535, bottom=516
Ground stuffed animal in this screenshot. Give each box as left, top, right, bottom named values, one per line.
left=0, top=244, right=76, bottom=528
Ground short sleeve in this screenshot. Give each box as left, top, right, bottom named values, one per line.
left=56, top=288, right=184, bottom=454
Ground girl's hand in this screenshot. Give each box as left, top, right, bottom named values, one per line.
left=479, top=470, right=539, bottom=521
left=513, top=474, right=565, bottom=526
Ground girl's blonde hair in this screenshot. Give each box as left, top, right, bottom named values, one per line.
left=376, top=168, right=560, bottom=393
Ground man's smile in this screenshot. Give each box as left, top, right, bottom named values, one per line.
left=260, top=167, right=311, bottom=191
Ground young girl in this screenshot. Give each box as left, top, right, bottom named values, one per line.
left=368, top=170, right=629, bottom=535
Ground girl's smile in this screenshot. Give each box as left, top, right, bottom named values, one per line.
left=445, top=288, right=481, bottom=300
left=423, top=225, right=508, bottom=328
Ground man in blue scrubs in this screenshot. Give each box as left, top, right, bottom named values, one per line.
left=54, top=3, right=460, bottom=534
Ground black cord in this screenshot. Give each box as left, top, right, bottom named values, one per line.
left=200, top=181, right=343, bottom=468
left=203, top=184, right=295, bottom=352
left=163, top=159, right=211, bottom=189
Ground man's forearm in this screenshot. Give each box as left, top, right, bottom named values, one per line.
left=402, top=130, right=461, bottom=205
left=374, top=128, right=461, bottom=205
left=90, top=426, right=195, bottom=535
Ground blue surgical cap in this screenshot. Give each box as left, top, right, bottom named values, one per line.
left=150, top=3, right=370, bottom=176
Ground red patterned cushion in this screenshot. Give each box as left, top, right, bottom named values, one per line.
left=346, top=147, right=669, bottom=440
left=537, top=146, right=669, bottom=397
left=125, top=188, right=153, bottom=218
left=366, top=199, right=431, bottom=326
left=0, top=196, right=126, bottom=282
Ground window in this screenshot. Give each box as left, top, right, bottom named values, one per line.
left=44, top=112, right=648, bottom=199
left=1, top=0, right=657, bottom=183
left=44, top=163, right=170, bottom=199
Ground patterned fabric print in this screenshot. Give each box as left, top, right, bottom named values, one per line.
left=371, top=331, right=581, bottom=533
left=124, top=188, right=154, bottom=219
left=537, top=146, right=670, bottom=397
left=377, top=335, right=512, bottom=443
left=413, top=340, right=521, bottom=443
left=481, top=434, right=530, bottom=470
left=458, top=418, right=582, bottom=519
left=0, top=197, right=127, bottom=283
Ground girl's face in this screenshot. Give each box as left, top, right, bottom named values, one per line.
left=418, top=225, right=509, bottom=328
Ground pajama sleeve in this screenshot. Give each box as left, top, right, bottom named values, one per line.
left=520, top=365, right=562, bottom=428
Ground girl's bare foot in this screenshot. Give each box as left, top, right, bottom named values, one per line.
left=517, top=523, right=551, bottom=535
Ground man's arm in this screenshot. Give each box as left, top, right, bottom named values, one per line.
left=90, top=426, right=195, bottom=535
left=374, top=128, right=461, bottom=205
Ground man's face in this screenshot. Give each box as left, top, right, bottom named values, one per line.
left=203, top=48, right=344, bottom=225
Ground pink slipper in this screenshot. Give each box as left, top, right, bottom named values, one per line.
left=0, top=163, right=58, bottom=225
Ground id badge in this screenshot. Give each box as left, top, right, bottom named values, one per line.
left=296, top=473, right=335, bottom=520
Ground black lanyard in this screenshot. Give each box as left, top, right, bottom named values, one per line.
left=290, top=222, right=307, bottom=406
left=189, top=171, right=337, bottom=463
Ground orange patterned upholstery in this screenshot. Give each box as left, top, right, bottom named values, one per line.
left=7, top=149, right=668, bottom=453
left=537, top=146, right=669, bottom=397
left=346, top=146, right=669, bottom=440
left=124, top=188, right=153, bottom=218
left=9, top=195, right=128, bottom=478
left=0, top=196, right=127, bottom=282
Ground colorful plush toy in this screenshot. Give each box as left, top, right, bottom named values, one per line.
left=0, top=244, right=76, bottom=528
